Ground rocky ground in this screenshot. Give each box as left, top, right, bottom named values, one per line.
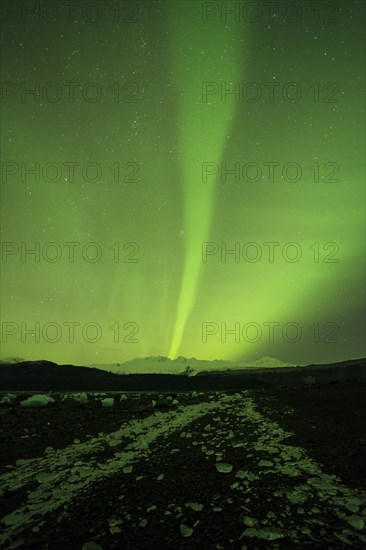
left=0, top=381, right=365, bottom=549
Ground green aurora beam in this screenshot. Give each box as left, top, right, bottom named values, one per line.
left=167, top=4, right=244, bottom=358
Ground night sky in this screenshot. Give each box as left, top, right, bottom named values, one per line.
left=1, top=0, right=365, bottom=366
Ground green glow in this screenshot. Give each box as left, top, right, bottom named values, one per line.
left=0, top=1, right=365, bottom=366
left=167, top=4, right=243, bottom=358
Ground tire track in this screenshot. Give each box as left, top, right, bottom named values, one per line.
left=0, top=393, right=241, bottom=546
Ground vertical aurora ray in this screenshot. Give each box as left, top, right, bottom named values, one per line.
left=167, top=3, right=244, bottom=358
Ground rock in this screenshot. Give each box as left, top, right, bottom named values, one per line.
left=215, top=463, right=233, bottom=473
left=186, top=502, right=203, bottom=511
left=346, top=515, right=364, bottom=530
left=20, top=395, right=55, bottom=408
left=241, top=528, right=285, bottom=540
left=0, top=393, right=16, bottom=405
left=180, top=524, right=193, bottom=537
left=82, top=542, right=103, bottom=550
left=258, top=460, right=273, bottom=468
left=243, top=516, right=257, bottom=527
left=101, top=398, right=114, bottom=407
left=230, top=439, right=247, bottom=449
left=36, top=472, right=58, bottom=483
left=74, top=392, right=88, bottom=405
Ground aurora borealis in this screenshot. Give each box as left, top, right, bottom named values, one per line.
left=0, top=0, right=365, bottom=366
left=167, top=4, right=243, bottom=358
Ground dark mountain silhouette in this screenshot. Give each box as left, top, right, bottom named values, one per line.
left=202, top=358, right=366, bottom=386
left=0, top=358, right=364, bottom=391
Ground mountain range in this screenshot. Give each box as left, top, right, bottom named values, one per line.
left=0, top=356, right=364, bottom=391
left=86, top=355, right=298, bottom=375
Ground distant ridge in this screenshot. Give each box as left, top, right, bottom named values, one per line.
left=0, top=360, right=268, bottom=392
left=0, top=357, right=364, bottom=391
left=0, top=357, right=25, bottom=364
left=237, top=356, right=299, bottom=369
left=87, top=355, right=297, bottom=375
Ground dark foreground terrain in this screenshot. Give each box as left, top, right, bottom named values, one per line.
left=0, top=381, right=365, bottom=549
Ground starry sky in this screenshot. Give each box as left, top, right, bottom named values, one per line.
left=1, top=0, right=365, bottom=366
